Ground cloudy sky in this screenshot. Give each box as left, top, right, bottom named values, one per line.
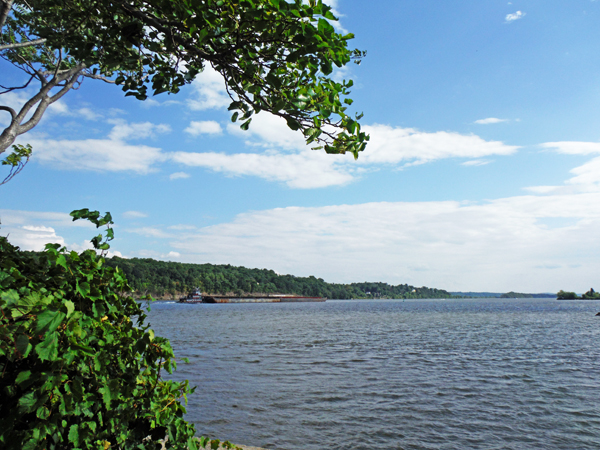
left=2, top=0, right=600, bottom=293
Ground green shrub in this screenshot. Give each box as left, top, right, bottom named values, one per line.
left=556, top=290, right=578, bottom=300
left=0, top=210, right=197, bottom=450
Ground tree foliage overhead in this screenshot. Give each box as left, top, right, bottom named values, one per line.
left=104, top=256, right=456, bottom=300
left=0, top=0, right=368, bottom=156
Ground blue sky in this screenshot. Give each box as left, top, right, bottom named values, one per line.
left=2, top=0, right=600, bottom=293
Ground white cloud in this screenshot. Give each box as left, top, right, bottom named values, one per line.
left=123, top=211, right=148, bottom=219
left=139, top=98, right=182, bottom=109
left=541, top=141, right=600, bottom=155
left=0, top=209, right=92, bottom=251
left=29, top=138, right=165, bottom=174
left=172, top=119, right=518, bottom=188
left=462, top=159, right=492, bottom=166
left=77, top=107, right=101, bottom=121
left=7, top=185, right=600, bottom=293
left=160, top=192, right=600, bottom=292
left=187, top=66, right=230, bottom=111
left=0, top=209, right=88, bottom=229
left=28, top=121, right=169, bottom=173
left=48, top=100, right=70, bottom=116
left=6, top=225, right=66, bottom=251
left=505, top=11, right=526, bottom=22
left=168, top=224, right=197, bottom=230
left=566, top=156, right=600, bottom=188
left=359, top=124, right=518, bottom=165
left=170, top=149, right=353, bottom=189
left=530, top=141, right=600, bottom=193
left=474, top=117, right=508, bottom=125
left=185, top=120, right=223, bottom=136
left=107, top=120, right=171, bottom=141
left=170, top=171, right=191, bottom=180
left=127, top=227, right=173, bottom=239
left=226, top=113, right=306, bottom=151
left=524, top=185, right=559, bottom=194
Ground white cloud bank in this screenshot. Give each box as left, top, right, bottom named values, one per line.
left=170, top=115, right=519, bottom=188
left=6, top=187, right=600, bottom=292
left=528, top=141, right=600, bottom=193
left=0, top=209, right=89, bottom=251
left=27, top=120, right=170, bottom=174
left=170, top=149, right=353, bottom=189
left=359, top=124, right=518, bottom=165
left=127, top=191, right=600, bottom=293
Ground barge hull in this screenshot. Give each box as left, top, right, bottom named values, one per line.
left=204, top=296, right=326, bottom=303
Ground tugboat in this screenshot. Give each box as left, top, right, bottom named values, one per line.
left=178, top=288, right=203, bottom=303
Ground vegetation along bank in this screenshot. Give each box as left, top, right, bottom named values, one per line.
left=104, top=257, right=455, bottom=300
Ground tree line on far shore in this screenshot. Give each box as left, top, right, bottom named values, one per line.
left=556, top=288, right=600, bottom=300
left=104, top=256, right=455, bottom=300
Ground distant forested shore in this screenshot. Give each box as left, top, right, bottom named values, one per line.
left=104, top=256, right=455, bottom=300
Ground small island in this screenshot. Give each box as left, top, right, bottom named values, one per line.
left=556, top=288, right=600, bottom=300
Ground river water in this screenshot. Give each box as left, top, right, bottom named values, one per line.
left=146, top=298, right=600, bottom=450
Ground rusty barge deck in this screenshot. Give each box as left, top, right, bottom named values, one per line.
left=180, top=295, right=326, bottom=304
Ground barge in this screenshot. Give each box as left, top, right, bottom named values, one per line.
left=178, top=290, right=326, bottom=304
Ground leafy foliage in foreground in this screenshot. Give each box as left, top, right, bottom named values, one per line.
left=0, top=233, right=197, bottom=450
left=105, top=257, right=455, bottom=299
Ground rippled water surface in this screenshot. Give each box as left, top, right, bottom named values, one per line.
left=146, top=299, right=600, bottom=450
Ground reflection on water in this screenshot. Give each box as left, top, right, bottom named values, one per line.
left=147, top=299, right=600, bottom=450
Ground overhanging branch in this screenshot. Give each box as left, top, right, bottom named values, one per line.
left=0, top=38, right=48, bottom=51
left=0, top=105, right=16, bottom=121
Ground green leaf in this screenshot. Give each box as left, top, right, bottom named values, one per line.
left=68, top=424, right=80, bottom=445
left=36, top=405, right=51, bottom=420
left=76, top=281, right=91, bottom=298
left=240, top=119, right=252, bottom=131
left=56, top=254, right=68, bottom=269
left=285, top=117, right=300, bottom=131
left=35, top=309, right=66, bottom=334
left=16, top=333, right=32, bottom=357
left=64, top=300, right=75, bottom=318
left=22, top=438, right=38, bottom=450
left=2, top=289, right=20, bottom=307
left=18, top=391, right=37, bottom=413
left=15, top=370, right=32, bottom=385
left=35, top=331, right=59, bottom=361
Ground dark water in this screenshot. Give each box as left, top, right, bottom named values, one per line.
left=146, top=299, right=600, bottom=450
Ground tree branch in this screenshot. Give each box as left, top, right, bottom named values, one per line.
left=0, top=38, right=48, bottom=51
left=18, top=65, right=84, bottom=134
left=0, top=105, right=16, bottom=121
left=82, top=72, right=116, bottom=83
left=0, top=72, right=36, bottom=94
left=0, top=64, right=85, bottom=152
